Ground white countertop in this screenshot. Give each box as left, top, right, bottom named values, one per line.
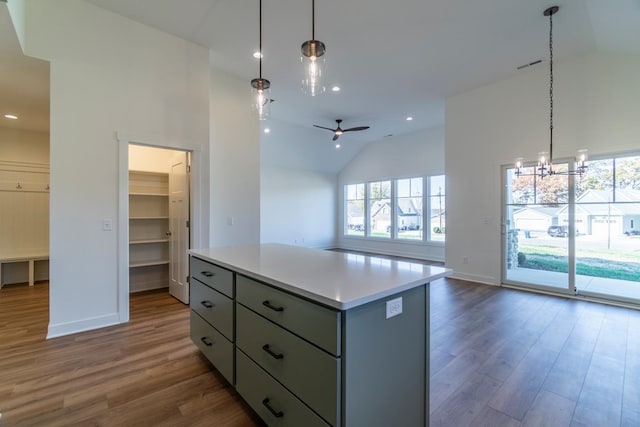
left=190, top=244, right=450, bottom=310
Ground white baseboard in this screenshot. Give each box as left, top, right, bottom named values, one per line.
left=47, top=312, right=121, bottom=339
left=448, top=272, right=498, bottom=286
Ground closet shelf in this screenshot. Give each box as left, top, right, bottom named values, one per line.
left=129, top=216, right=169, bottom=220
left=130, top=259, right=170, bottom=268
left=129, top=192, right=169, bottom=197
left=130, top=239, right=169, bottom=245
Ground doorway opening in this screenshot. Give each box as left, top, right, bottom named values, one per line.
left=128, top=144, right=192, bottom=304
left=0, top=4, right=51, bottom=343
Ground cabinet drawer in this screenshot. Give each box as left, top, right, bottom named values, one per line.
left=190, top=279, right=234, bottom=340
left=236, top=350, right=331, bottom=427
left=190, top=257, right=233, bottom=298
left=237, top=305, right=339, bottom=426
left=190, top=311, right=234, bottom=385
left=236, top=275, right=341, bottom=356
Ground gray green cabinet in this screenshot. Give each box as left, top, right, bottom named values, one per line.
left=189, top=246, right=443, bottom=427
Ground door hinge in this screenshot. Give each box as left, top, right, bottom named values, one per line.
left=186, top=220, right=190, bottom=228
left=186, top=276, right=190, bottom=283
left=187, top=165, right=191, bottom=173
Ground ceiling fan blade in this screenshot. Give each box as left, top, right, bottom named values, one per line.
left=313, top=125, right=337, bottom=132
left=332, top=133, right=341, bottom=141
left=343, top=126, right=370, bottom=132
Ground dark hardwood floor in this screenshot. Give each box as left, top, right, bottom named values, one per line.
left=1, top=271, right=639, bottom=426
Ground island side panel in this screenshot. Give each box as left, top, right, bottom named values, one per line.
left=342, top=284, right=428, bottom=427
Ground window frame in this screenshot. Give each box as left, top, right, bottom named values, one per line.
left=343, top=174, right=445, bottom=245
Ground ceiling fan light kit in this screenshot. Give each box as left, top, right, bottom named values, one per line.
left=515, top=5, right=588, bottom=179
left=301, top=0, right=326, bottom=96
left=313, top=119, right=370, bottom=147
left=251, top=0, right=271, bottom=120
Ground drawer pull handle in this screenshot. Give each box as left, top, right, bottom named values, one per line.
left=262, top=344, right=284, bottom=360
left=262, top=398, right=284, bottom=418
left=200, top=336, right=213, bottom=347
left=262, top=300, right=284, bottom=312
left=201, top=271, right=215, bottom=278
left=201, top=300, right=214, bottom=309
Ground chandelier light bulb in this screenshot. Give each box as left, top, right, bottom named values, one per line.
left=577, top=149, right=588, bottom=168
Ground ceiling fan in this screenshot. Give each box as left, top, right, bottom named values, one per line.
left=313, top=119, right=370, bottom=142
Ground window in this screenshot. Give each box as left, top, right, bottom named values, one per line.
left=343, top=175, right=445, bottom=243
left=429, top=175, right=446, bottom=242
left=397, top=177, right=423, bottom=240
left=345, top=183, right=365, bottom=236
left=369, top=181, right=391, bottom=238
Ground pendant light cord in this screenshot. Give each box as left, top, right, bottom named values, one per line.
left=259, top=0, right=263, bottom=79
left=549, top=10, right=554, bottom=168
left=312, top=0, right=315, bottom=40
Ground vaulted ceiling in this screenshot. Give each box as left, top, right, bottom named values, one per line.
left=2, top=1, right=639, bottom=172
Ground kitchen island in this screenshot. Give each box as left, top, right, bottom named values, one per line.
left=189, top=244, right=450, bottom=427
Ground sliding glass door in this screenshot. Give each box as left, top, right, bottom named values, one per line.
left=574, top=155, right=640, bottom=302
left=503, top=163, right=572, bottom=293
left=503, top=153, right=640, bottom=304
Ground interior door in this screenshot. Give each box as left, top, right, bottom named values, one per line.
left=169, top=152, right=190, bottom=303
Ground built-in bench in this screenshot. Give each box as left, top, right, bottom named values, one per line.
left=0, top=254, right=49, bottom=289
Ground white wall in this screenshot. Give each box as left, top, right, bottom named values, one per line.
left=261, top=166, right=337, bottom=249
left=10, top=0, right=211, bottom=337
left=446, top=52, right=640, bottom=285
left=209, top=68, right=260, bottom=247
left=0, top=127, right=49, bottom=164
left=337, top=127, right=445, bottom=261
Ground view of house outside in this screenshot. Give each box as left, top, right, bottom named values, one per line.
left=345, top=175, right=446, bottom=242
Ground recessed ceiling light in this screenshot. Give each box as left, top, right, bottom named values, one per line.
left=264, top=128, right=271, bottom=134
left=406, top=116, right=413, bottom=121
left=335, top=143, right=341, bottom=149
left=331, top=86, right=341, bottom=92
left=4, top=114, right=18, bottom=120
left=253, top=51, right=263, bottom=59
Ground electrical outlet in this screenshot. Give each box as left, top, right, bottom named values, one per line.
left=386, top=297, right=403, bottom=319
left=462, top=256, right=469, bottom=264
left=102, top=218, right=113, bottom=231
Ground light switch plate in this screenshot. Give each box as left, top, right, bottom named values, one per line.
left=102, top=218, right=113, bottom=231
left=386, top=297, right=403, bottom=319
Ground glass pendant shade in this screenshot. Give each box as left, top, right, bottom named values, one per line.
left=301, top=40, right=326, bottom=96
left=251, top=78, right=271, bottom=121
left=538, top=151, right=550, bottom=172
left=577, top=149, right=588, bottom=169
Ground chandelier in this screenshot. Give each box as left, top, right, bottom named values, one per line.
left=515, top=6, right=588, bottom=179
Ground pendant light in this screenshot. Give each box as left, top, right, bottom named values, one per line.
left=301, top=0, right=326, bottom=96
left=515, top=6, right=588, bottom=179
left=251, top=0, right=271, bottom=120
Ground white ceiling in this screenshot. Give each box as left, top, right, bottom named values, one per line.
left=2, top=1, right=640, bottom=171
left=0, top=4, right=49, bottom=133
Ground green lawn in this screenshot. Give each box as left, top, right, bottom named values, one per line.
left=518, top=245, right=640, bottom=281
